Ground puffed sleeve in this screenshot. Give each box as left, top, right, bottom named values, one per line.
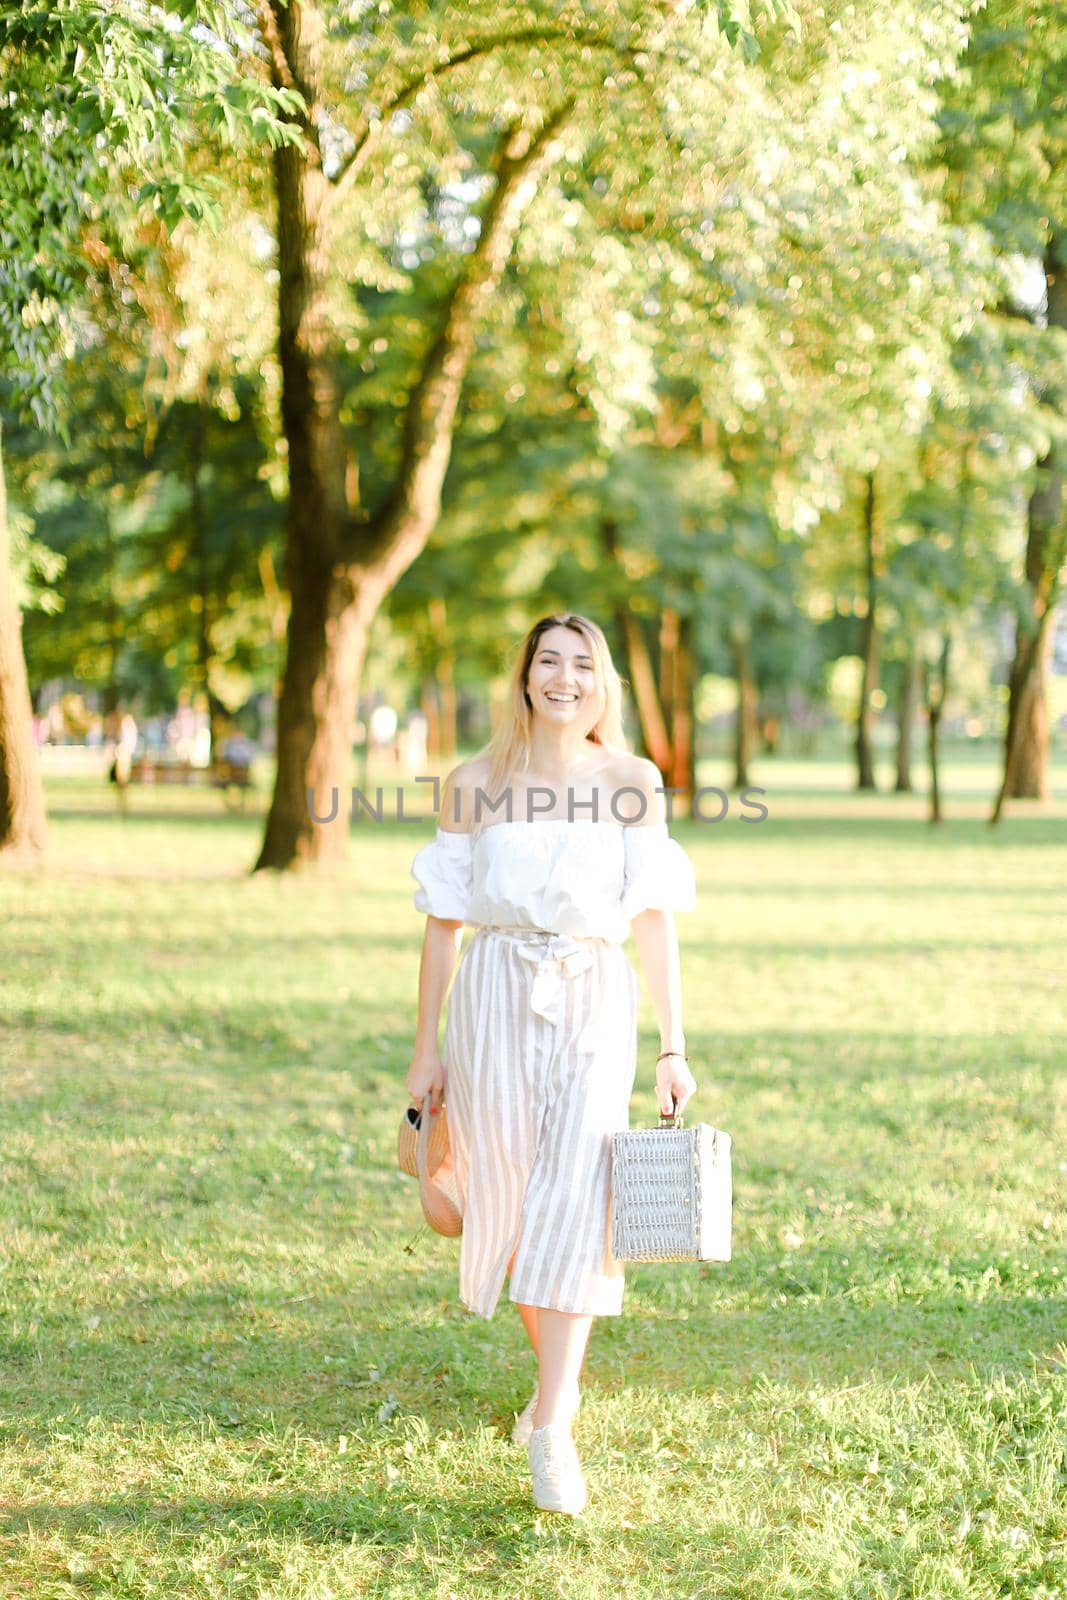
left=621, top=822, right=696, bottom=917
left=411, top=827, right=473, bottom=922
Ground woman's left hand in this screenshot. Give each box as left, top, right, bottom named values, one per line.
left=656, top=1052, right=697, bottom=1116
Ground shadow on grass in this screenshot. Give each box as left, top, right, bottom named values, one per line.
left=0, top=1483, right=582, bottom=1551
left=7, top=1010, right=1064, bottom=1075
left=2, top=1284, right=1063, bottom=1452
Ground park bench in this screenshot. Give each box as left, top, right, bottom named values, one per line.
left=126, top=756, right=253, bottom=806
left=129, top=756, right=200, bottom=785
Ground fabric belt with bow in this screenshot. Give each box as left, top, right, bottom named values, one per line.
left=477, top=924, right=609, bottom=1026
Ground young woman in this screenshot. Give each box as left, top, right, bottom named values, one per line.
left=405, top=612, right=697, bottom=1516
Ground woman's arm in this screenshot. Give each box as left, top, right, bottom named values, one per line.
left=631, top=907, right=686, bottom=1055
left=621, top=759, right=696, bottom=1115
left=406, top=760, right=475, bottom=1110
left=630, top=907, right=697, bottom=1116
left=405, top=915, right=464, bottom=1112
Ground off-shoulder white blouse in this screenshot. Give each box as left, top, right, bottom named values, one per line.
left=410, top=819, right=696, bottom=944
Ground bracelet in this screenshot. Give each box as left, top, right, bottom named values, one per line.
left=656, top=1049, right=689, bottom=1063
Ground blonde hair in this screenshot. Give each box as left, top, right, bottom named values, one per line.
left=467, top=613, right=630, bottom=834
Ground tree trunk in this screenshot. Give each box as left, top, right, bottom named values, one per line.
left=600, top=520, right=671, bottom=767
left=855, top=470, right=880, bottom=791
left=103, top=508, right=121, bottom=718
left=253, top=0, right=572, bottom=869
left=894, top=648, right=919, bottom=793
left=1005, top=600, right=1054, bottom=797
left=1000, top=449, right=1060, bottom=799
left=254, top=1, right=351, bottom=866
left=429, top=598, right=457, bottom=761
left=420, top=676, right=440, bottom=762
left=925, top=634, right=950, bottom=825
left=0, top=424, right=49, bottom=859
left=621, top=611, right=671, bottom=768
left=658, top=607, right=678, bottom=755
left=991, top=589, right=1062, bottom=823
left=669, top=610, right=695, bottom=803
left=732, top=623, right=758, bottom=790
left=1001, top=230, right=1066, bottom=801
left=190, top=414, right=227, bottom=757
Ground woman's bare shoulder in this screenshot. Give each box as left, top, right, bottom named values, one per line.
left=438, top=756, right=491, bottom=833
left=604, top=752, right=666, bottom=824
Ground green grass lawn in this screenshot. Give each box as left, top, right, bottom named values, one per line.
left=1, top=760, right=1065, bottom=1599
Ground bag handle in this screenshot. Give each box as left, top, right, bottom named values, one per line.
left=658, top=1092, right=683, bottom=1130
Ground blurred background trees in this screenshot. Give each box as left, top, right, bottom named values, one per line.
left=3, top=0, right=1064, bottom=866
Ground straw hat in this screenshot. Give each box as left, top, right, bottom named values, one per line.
left=397, top=1097, right=463, bottom=1237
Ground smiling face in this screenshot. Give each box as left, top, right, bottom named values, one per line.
left=525, top=625, right=603, bottom=733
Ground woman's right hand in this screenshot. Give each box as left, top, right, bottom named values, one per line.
left=404, top=1047, right=445, bottom=1114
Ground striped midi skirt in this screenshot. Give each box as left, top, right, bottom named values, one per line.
left=442, top=923, right=640, bottom=1320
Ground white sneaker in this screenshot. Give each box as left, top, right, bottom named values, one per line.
left=511, top=1384, right=539, bottom=1446
left=528, top=1423, right=587, bottom=1515
left=512, top=1383, right=581, bottom=1446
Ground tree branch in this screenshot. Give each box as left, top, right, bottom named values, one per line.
left=329, top=26, right=688, bottom=198
left=252, top=0, right=297, bottom=95
left=256, top=0, right=324, bottom=168
left=341, top=99, right=575, bottom=584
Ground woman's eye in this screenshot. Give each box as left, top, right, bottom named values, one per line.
left=537, top=659, right=594, bottom=673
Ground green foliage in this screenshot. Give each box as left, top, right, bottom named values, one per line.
left=0, top=0, right=305, bottom=424
left=8, top=333, right=284, bottom=712
left=9, top=0, right=1066, bottom=745
left=937, top=0, right=1066, bottom=258
left=6, top=503, right=65, bottom=614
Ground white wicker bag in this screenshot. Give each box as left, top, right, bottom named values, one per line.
left=611, top=1104, right=732, bottom=1264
